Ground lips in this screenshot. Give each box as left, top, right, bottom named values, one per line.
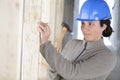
left=84, top=34, right=91, bottom=36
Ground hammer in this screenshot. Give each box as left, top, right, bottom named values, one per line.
left=56, top=22, right=72, bottom=52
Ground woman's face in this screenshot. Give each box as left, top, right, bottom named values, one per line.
left=81, top=21, right=106, bottom=42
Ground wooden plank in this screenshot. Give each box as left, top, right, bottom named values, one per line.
left=0, top=0, right=21, bottom=80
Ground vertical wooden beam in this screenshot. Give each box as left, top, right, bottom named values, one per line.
left=38, top=0, right=50, bottom=79
left=38, top=0, right=64, bottom=79
left=21, top=0, right=41, bottom=80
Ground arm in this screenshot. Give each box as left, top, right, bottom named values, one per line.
left=37, top=22, right=61, bottom=80
left=40, top=42, right=116, bottom=79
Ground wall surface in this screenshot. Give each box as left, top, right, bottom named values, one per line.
left=21, top=0, right=64, bottom=80
left=0, top=0, right=21, bottom=80
left=0, top=0, right=64, bottom=80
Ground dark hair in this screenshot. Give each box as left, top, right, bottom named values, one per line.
left=100, top=19, right=113, bottom=37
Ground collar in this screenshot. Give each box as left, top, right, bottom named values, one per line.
left=84, top=39, right=105, bottom=50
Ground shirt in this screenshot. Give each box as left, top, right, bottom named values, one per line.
left=40, top=39, right=116, bottom=80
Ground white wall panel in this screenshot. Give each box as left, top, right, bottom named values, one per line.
left=0, top=0, right=21, bottom=80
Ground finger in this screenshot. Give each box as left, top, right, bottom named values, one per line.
left=46, top=24, right=51, bottom=33
left=37, top=26, right=43, bottom=33
left=39, top=22, right=48, bottom=28
left=39, top=23, right=48, bottom=32
left=38, top=25, right=45, bottom=33
left=38, top=23, right=46, bottom=33
left=38, top=27, right=45, bottom=38
left=39, top=22, right=46, bottom=26
left=37, top=21, right=50, bottom=35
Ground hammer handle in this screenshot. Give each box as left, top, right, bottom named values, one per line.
left=56, top=27, right=67, bottom=52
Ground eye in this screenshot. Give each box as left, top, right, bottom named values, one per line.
left=89, top=22, right=93, bottom=26
left=89, top=22, right=95, bottom=26
left=81, top=22, right=85, bottom=27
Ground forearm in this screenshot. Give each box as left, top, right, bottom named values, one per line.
left=40, top=42, right=62, bottom=80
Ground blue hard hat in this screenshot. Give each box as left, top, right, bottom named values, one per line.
left=77, top=0, right=112, bottom=21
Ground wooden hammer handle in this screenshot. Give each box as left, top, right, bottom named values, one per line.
left=56, top=27, right=67, bottom=52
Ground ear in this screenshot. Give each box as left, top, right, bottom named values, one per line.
left=101, top=24, right=107, bottom=31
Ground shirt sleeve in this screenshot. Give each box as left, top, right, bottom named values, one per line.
left=47, top=66, right=61, bottom=80
left=40, top=41, right=116, bottom=79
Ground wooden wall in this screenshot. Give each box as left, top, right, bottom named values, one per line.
left=0, top=0, right=64, bottom=80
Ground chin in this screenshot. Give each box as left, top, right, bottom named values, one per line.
left=84, top=38, right=93, bottom=42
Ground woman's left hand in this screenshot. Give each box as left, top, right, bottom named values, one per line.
left=37, top=21, right=51, bottom=45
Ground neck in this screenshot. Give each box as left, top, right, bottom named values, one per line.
left=84, top=37, right=103, bottom=42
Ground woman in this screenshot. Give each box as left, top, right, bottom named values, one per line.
left=38, top=0, right=116, bottom=80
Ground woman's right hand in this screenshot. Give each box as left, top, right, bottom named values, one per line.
left=37, top=22, right=51, bottom=45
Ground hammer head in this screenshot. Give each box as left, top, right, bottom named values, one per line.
left=61, top=22, right=72, bottom=32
